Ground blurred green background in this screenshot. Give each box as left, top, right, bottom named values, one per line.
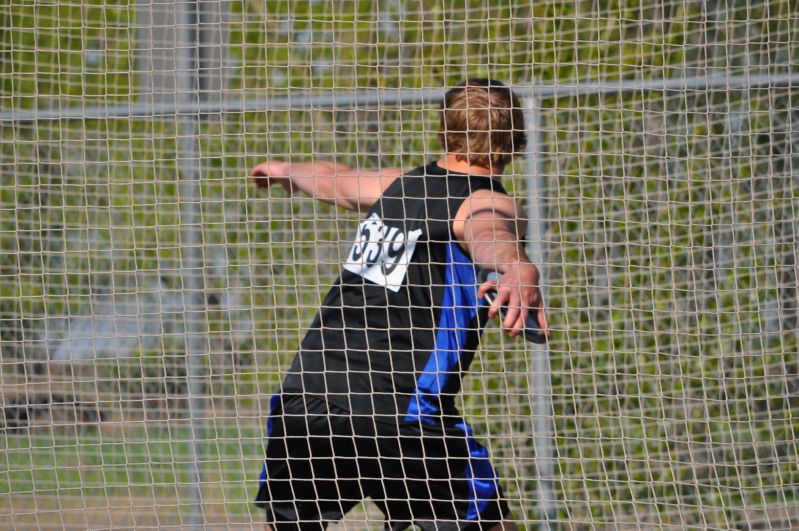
left=1, top=0, right=798, bottom=527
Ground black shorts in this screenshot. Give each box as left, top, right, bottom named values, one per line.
left=255, top=393, right=510, bottom=530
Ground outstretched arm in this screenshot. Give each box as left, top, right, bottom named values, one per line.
left=454, top=189, right=549, bottom=338
left=251, top=160, right=403, bottom=213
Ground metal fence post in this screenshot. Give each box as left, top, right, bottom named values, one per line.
left=524, top=96, right=557, bottom=530
left=175, top=0, right=207, bottom=526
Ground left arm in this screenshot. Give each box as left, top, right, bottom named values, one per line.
left=453, top=189, right=549, bottom=337
left=251, top=160, right=403, bottom=212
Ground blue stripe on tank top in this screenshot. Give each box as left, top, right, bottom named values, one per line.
left=405, top=241, right=479, bottom=424
left=454, top=419, right=501, bottom=520
left=258, top=392, right=282, bottom=489
left=404, top=241, right=500, bottom=520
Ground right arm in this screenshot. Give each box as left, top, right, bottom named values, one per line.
left=454, top=189, right=549, bottom=338
left=251, top=160, right=403, bottom=213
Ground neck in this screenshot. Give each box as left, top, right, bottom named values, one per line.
left=436, top=154, right=503, bottom=177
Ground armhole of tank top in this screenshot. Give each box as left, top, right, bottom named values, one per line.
left=447, top=177, right=511, bottom=262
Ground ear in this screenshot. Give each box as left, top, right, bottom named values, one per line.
left=437, top=129, right=447, bottom=149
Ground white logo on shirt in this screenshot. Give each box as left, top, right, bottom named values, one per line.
left=343, top=213, right=423, bottom=292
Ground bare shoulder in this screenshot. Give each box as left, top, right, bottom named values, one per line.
left=335, top=166, right=404, bottom=212
left=380, top=167, right=406, bottom=178
left=452, top=188, right=527, bottom=242
left=455, top=188, right=525, bottom=221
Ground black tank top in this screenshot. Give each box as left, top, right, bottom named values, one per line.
left=282, top=161, right=506, bottom=424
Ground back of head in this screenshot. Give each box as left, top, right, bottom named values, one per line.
left=438, top=78, right=527, bottom=171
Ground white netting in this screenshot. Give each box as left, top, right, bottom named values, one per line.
left=1, top=1, right=797, bottom=528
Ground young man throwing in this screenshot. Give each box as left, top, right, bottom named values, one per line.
left=252, top=78, right=549, bottom=530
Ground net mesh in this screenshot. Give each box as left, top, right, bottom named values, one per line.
left=1, top=0, right=797, bottom=528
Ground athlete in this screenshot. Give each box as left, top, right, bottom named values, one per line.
left=252, top=78, right=549, bottom=530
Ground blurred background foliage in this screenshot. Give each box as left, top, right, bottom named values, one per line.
left=1, top=0, right=798, bottom=527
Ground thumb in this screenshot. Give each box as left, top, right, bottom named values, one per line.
left=477, top=278, right=498, bottom=299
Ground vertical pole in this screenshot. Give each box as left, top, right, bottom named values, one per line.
left=523, top=96, right=557, bottom=530
left=175, top=0, right=206, bottom=527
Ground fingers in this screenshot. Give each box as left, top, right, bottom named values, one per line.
left=250, top=162, right=271, bottom=188
left=537, top=307, right=551, bottom=337
left=502, top=289, right=525, bottom=337
left=252, top=176, right=270, bottom=189
left=482, top=272, right=548, bottom=338
left=477, top=279, right=500, bottom=318
left=476, top=279, right=498, bottom=299
left=251, top=161, right=273, bottom=177
left=482, top=281, right=524, bottom=336
left=251, top=161, right=291, bottom=190
left=510, top=305, right=530, bottom=337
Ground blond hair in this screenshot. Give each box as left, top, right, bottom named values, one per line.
left=438, top=78, right=526, bottom=170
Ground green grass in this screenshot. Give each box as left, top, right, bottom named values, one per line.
left=0, top=423, right=265, bottom=515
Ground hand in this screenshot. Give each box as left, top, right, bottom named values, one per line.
left=250, top=161, right=292, bottom=191
left=477, top=262, right=550, bottom=338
